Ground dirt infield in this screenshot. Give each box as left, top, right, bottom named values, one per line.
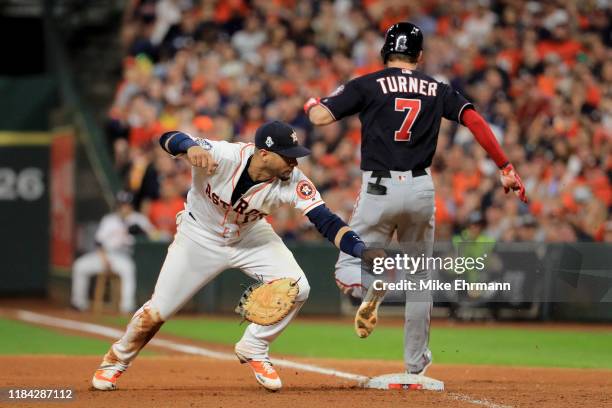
left=1, top=355, right=611, bottom=408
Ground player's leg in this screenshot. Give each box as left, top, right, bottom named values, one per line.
left=396, top=174, right=436, bottom=375
left=93, top=213, right=230, bottom=390
left=335, top=181, right=396, bottom=298
left=347, top=175, right=405, bottom=339
left=105, top=252, right=136, bottom=313
left=71, top=251, right=105, bottom=311
left=230, top=222, right=310, bottom=391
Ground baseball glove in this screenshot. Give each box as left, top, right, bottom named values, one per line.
left=235, top=277, right=300, bottom=326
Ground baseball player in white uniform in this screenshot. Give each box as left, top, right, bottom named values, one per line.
left=71, top=191, right=153, bottom=313
left=92, top=121, right=382, bottom=392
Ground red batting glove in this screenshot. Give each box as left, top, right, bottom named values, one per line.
left=500, top=163, right=527, bottom=203
left=303, top=97, right=320, bottom=115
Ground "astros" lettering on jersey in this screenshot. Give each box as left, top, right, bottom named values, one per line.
left=204, top=183, right=268, bottom=224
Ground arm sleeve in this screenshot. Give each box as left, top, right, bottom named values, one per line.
left=318, top=79, right=365, bottom=120
left=441, top=84, right=474, bottom=123
left=159, top=131, right=198, bottom=156
left=306, top=205, right=365, bottom=258
left=461, top=108, right=509, bottom=168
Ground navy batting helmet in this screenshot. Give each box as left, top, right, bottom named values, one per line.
left=380, top=22, right=423, bottom=63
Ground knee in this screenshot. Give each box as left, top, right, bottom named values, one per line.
left=114, top=258, right=135, bottom=277
left=141, top=300, right=165, bottom=324
left=148, top=298, right=170, bottom=322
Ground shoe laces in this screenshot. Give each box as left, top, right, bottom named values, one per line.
left=260, top=361, right=275, bottom=375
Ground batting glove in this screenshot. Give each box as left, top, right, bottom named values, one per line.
left=303, top=97, right=320, bottom=115
left=500, top=163, right=527, bottom=203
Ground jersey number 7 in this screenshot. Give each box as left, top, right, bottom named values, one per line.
left=394, top=98, right=422, bottom=142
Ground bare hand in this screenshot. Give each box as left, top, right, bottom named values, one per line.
left=187, top=146, right=218, bottom=175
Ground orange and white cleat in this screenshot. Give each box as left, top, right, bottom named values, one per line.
left=92, top=365, right=126, bottom=391
left=235, top=350, right=282, bottom=391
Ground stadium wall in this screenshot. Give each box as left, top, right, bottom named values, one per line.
left=0, top=76, right=57, bottom=294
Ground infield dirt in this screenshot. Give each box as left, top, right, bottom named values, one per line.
left=1, top=355, right=611, bottom=408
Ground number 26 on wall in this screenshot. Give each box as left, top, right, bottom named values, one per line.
left=394, top=98, right=421, bottom=142
left=0, top=168, right=45, bottom=201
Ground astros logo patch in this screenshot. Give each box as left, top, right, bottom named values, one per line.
left=296, top=180, right=316, bottom=200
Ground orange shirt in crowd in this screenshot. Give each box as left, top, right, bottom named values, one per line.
left=214, top=0, right=248, bottom=23
left=537, top=40, right=582, bottom=66
left=129, top=122, right=163, bottom=148
left=148, top=197, right=185, bottom=236
left=452, top=171, right=481, bottom=206
left=435, top=195, right=452, bottom=225
left=537, top=74, right=557, bottom=98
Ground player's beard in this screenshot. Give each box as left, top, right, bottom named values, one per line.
left=279, top=167, right=294, bottom=181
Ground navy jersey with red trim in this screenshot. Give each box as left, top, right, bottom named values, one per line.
left=320, top=67, right=473, bottom=171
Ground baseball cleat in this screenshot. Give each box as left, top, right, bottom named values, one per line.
left=236, top=351, right=282, bottom=392
left=354, top=286, right=386, bottom=338
left=92, top=365, right=125, bottom=391
left=408, top=350, right=433, bottom=376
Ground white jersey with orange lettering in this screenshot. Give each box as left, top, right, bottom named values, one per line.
left=186, top=139, right=323, bottom=242
left=93, top=122, right=371, bottom=392
left=101, top=137, right=326, bottom=376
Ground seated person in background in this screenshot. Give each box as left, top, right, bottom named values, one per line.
left=71, top=191, right=154, bottom=313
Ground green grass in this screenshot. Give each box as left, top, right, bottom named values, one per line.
left=4, top=315, right=611, bottom=369
left=104, top=316, right=612, bottom=369
left=0, top=318, right=155, bottom=356
left=0, top=318, right=112, bottom=355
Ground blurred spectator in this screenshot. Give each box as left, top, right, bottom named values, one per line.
left=146, top=175, right=185, bottom=240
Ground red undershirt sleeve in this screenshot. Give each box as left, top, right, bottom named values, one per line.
left=460, top=108, right=509, bottom=169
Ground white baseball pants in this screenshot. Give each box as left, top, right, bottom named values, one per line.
left=105, top=211, right=310, bottom=367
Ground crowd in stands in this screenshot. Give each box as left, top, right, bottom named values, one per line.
left=106, top=0, right=612, bottom=243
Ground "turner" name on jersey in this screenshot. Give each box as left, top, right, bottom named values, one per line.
left=376, top=76, right=438, bottom=96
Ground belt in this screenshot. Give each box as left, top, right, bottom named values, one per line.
left=371, top=169, right=427, bottom=178
left=367, top=168, right=427, bottom=196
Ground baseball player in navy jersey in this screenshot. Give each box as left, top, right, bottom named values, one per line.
left=305, top=22, right=527, bottom=376
left=91, top=121, right=383, bottom=392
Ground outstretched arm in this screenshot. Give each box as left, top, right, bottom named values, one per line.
left=159, top=131, right=218, bottom=175
left=304, top=98, right=335, bottom=125
left=305, top=204, right=385, bottom=262
left=461, top=109, right=527, bottom=203
left=304, top=80, right=364, bottom=126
